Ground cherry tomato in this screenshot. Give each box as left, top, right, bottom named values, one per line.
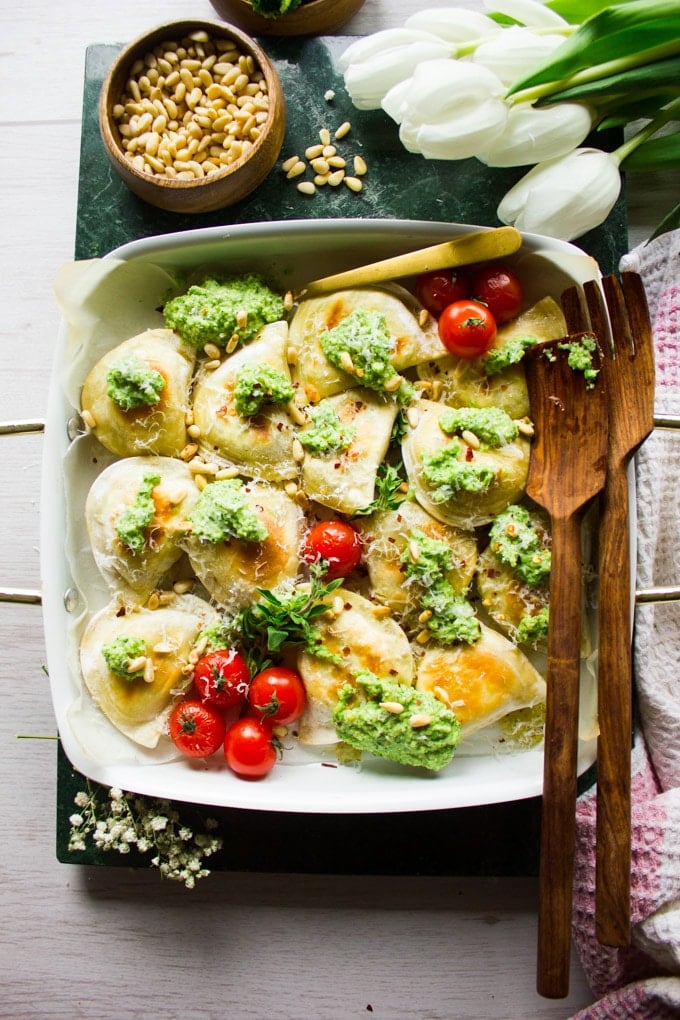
left=469, top=264, right=523, bottom=324
left=248, top=666, right=307, bottom=725
left=169, top=699, right=226, bottom=758
left=415, top=268, right=470, bottom=316
left=438, top=300, right=497, bottom=358
left=193, top=648, right=250, bottom=710
left=304, top=520, right=363, bottom=580
left=224, top=717, right=278, bottom=779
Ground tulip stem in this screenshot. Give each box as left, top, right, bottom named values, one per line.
left=614, top=96, right=680, bottom=164
left=508, top=39, right=680, bottom=106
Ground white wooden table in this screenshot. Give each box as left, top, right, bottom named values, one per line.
left=1, top=2, right=669, bottom=1016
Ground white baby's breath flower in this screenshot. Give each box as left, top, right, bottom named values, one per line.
left=69, top=813, right=84, bottom=827
left=74, top=791, right=89, bottom=808
left=151, top=815, right=168, bottom=832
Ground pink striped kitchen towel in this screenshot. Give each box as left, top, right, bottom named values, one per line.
left=570, top=231, right=680, bottom=1018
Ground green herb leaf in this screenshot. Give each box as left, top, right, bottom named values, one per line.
left=352, top=463, right=408, bottom=517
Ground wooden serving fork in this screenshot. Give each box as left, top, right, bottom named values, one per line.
left=524, top=334, right=608, bottom=998
left=574, top=275, right=655, bottom=948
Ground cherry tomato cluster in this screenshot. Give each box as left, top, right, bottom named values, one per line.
left=169, top=651, right=307, bottom=779
left=168, top=518, right=364, bottom=778
left=416, top=262, right=524, bottom=360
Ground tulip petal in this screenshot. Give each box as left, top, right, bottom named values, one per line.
left=497, top=147, right=622, bottom=240
left=479, top=101, right=594, bottom=166
left=339, top=29, right=449, bottom=70
left=472, top=27, right=567, bottom=85
left=344, top=40, right=455, bottom=110
left=405, top=8, right=500, bottom=44
left=404, top=99, right=510, bottom=160
left=483, top=0, right=569, bottom=29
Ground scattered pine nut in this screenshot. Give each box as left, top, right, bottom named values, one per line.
left=286, top=159, right=307, bottom=179
left=319, top=127, right=331, bottom=146
left=297, top=180, right=316, bottom=195
left=328, top=169, right=345, bottom=187
left=80, top=409, right=96, bottom=430
left=344, top=176, right=363, bottom=193
left=281, top=154, right=300, bottom=172
left=334, top=121, right=351, bottom=139
left=353, top=154, right=367, bottom=176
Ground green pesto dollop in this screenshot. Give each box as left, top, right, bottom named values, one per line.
left=487, top=505, right=551, bottom=586
left=189, top=479, right=268, bottom=544
left=115, top=472, right=160, bottom=555
left=102, top=635, right=146, bottom=680
left=233, top=363, right=294, bottom=418
left=319, top=309, right=415, bottom=404
left=197, top=619, right=233, bottom=654
left=250, top=0, right=305, bottom=16
left=557, top=333, right=600, bottom=389
left=163, top=274, right=285, bottom=349
left=438, top=406, right=518, bottom=448
left=422, top=442, right=496, bottom=503
left=106, top=355, right=165, bottom=411
left=332, top=671, right=461, bottom=771
left=402, top=529, right=480, bottom=645
left=483, top=334, right=537, bottom=376
left=498, top=702, right=546, bottom=750
left=516, top=607, right=550, bottom=646
left=298, top=401, right=357, bottom=456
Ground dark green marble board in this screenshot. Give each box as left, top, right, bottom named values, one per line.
left=57, top=37, right=617, bottom=873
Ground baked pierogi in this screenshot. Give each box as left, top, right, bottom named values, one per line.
left=300, top=388, right=400, bottom=514
left=356, top=499, right=478, bottom=612
left=85, top=456, right=200, bottom=597
left=79, top=594, right=221, bottom=748
left=416, top=296, right=567, bottom=418
left=80, top=328, right=195, bottom=457
left=415, top=623, right=546, bottom=737
left=191, top=321, right=300, bottom=482
left=288, top=286, right=443, bottom=402
left=181, top=479, right=304, bottom=611
left=402, top=400, right=531, bottom=529
left=296, top=587, right=415, bottom=745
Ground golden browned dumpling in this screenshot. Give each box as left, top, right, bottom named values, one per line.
left=80, top=328, right=195, bottom=457
left=415, top=623, right=546, bottom=737
left=476, top=504, right=551, bottom=649
left=402, top=401, right=531, bottom=529
left=289, top=286, right=443, bottom=402
left=85, top=456, right=200, bottom=597
left=300, top=388, right=400, bottom=514
left=191, top=321, right=300, bottom=482
left=181, top=479, right=304, bottom=611
left=356, top=499, right=478, bottom=612
left=79, top=594, right=220, bottom=748
left=416, top=297, right=567, bottom=418
left=296, top=588, right=414, bottom=745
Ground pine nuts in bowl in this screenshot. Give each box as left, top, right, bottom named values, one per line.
left=98, top=20, right=286, bottom=214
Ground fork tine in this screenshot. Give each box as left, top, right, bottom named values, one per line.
left=583, top=280, right=614, bottom=357
left=621, top=272, right=656, bottom=407
left=561, top=285, right=590, bottom=334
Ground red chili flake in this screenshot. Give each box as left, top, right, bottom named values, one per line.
left=465, top=446, right=474, bottom=461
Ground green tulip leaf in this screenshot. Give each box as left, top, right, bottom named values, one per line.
left=507, top=1, right=680, bottom=98
left=546, top=0, right=644, bottom=22
left=649, top=201, right=680, bottom=242
left=620, top=129, right=680, bottom=172
left=534, top=55, right=680, bottom=106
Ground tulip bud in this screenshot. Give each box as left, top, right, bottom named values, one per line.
left=405, top=8, right=500, bottom=45
left=340, top=30, right=454, bottom=110
left=497, top=147, right=622, bottom=241
left=479, top=102, right=595, bottom=167
left=384, top=59, right=509, bottom=160
left=472, top=27, right=567, bottom=86
left=483, top=0, right=569, bottom=30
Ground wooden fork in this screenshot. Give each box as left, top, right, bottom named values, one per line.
left=524, top=334, right=608, bottom=998
left=565, top=274, right=656, bottom=948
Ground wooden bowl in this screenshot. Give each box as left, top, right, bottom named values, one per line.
left=209, top=0, right=368, bottom=37
left=98, top=19, right=286, bottom=214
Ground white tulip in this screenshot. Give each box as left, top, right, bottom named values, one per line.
left=483, top=0, right=568, bottom=29
left=479, top=102, right=595, bottom=167
left=341, top=30, right=455, bottom=110
left=405, top=8, right=500, bottom=45
left=390, top=59, right=509, bottom=160
left=497, top=147, right=622, bottom=241
left=472, top=26, right=567, bottom=86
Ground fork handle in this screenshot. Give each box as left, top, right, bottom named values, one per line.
left=596, top=459, right=633, bottom=946
left=537, top=511, right=584, bottom=999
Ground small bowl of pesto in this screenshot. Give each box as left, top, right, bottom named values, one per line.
left=98, top=19, right=286, bottom=214
left=208, top=0, right=368, bottom=37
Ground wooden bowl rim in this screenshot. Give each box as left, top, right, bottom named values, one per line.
left=209, top=0, right=367, bottom=35
left=98, top=18, right=284, bottom=195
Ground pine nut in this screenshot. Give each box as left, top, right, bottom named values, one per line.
left=380, top=701, right=404, bottom=714
left=410, top=713, right=432, bottom=728
left=353, top=154, right=367, bottom=176
left=297, top=181, right=316, bottom=195
left=334, top=121, right=351, bottom=139
left=344, top=176, right=363, bottom=193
